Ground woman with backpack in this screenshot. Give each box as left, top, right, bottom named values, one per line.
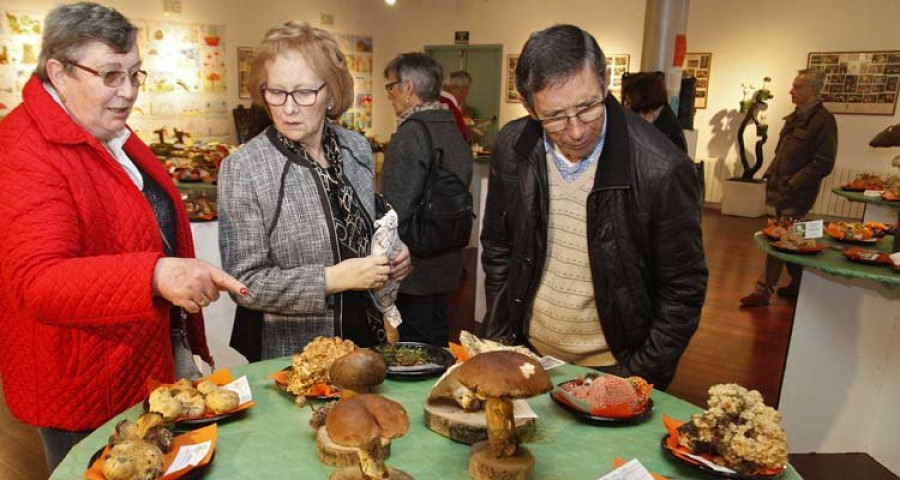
left=382, top=53, right=473, bottom=347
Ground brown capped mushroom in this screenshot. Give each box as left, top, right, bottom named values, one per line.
left=329, top=349, right=387, bottom=394
left=456, top=351, right=552, bottom=480
left=325, top=394, right=411, bottom=480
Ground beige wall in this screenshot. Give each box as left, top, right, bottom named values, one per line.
left=13, top=0, right=900, bottom=175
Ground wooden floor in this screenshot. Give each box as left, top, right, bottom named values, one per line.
left=0, top=207, right=895, bottom=479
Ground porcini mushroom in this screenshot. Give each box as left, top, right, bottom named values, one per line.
left=325, top=394, right=411, bottom=480
left=329, top=349, right=387, bottom=394
left=455, top=351, right=552, bottom=480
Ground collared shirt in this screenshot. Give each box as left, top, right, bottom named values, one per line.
left=542, top=112, right=607, bottom=183
left=43, top=82, right=143, bottom=190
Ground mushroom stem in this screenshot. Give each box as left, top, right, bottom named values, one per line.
left=485, top=396, right=516, bottom=458
left=356, top=436, right=388, bottom=479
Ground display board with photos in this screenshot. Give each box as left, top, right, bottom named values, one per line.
left=606, top=54, right=631, bottom=100
left=808, top=50, right=900, bottom=115
left=683, top=52, right=712, bottom=109
left=334, top=32, right=374, bottom=134
left=506, top=54, right=519, bottom=102
left=0, top=7, right=232, bottom=142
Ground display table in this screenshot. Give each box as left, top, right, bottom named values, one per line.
left=754, top=233, right=900, bottom=474
left=52, top=359, right=800, bottom=479
left=831, top=187, right=900, bottom=227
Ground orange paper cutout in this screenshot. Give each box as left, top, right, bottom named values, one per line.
left=612, top=457, right=669, bottom=480
left=269, top=369, right=340, bottom=398
left=85, top=423, right=217, bottom=480
left=448, top=342, right=468, bottom=362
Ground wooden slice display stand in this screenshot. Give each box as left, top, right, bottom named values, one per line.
left=468, top=441, right=534, bottom=480
left=423, top=399, right=535, bottom=445
left=329, top=466, right=413, bottom=480
left=316, top=427, right=391, bottom=467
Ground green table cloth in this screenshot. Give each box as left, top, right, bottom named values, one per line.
left=754, top=232, right=900, bottom=287
left=52, top=358, right=802, bottom=479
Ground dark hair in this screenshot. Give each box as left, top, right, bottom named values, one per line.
left=37, top=2, right=138, bottom=81
left=515, top=24, right=607, bottom=108
left=621, top=71, right=667, bottom=113
left=248, top=22, right=354, bottom=120
left=383, top=52, right=444, bottom=102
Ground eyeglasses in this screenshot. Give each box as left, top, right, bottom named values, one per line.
left=537, top=98, right=606, bottom=133
left=68, top=62, right=147, bottom=88
left=384, top=80, right=400, bottom=92
left=262, top=83, right=327, bottom=107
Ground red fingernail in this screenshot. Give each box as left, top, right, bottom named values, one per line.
left=240, top=288, right=248, bottom=296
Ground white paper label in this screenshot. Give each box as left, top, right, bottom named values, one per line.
left=682, top=451, right=737, bottom=474
left=512, top=399, right=538, bottom=419
left=890, top=251, right=900, bottom=266
left=598, top=459, right=655, bottom=480
left=540, top=355, right=566, bottom=371
left=863, top=190, right=884, bottom=197
left=164, top=441, right=212, bottom=475
left=221, top=375, right=252, bottom=405
left=793, top=220, right=823, bottom=239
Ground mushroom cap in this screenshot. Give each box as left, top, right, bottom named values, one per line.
left=325, top=394, right=409, bottom=447
left=354, top=394, right=409, bottom=439
left=329, top=349, right=387, bottom=389
left=326, top=397, right=382, bottom=448
left=455, top=351, right=552, bottom=399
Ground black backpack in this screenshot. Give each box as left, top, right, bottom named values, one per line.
left=404, top=118, right=474, bottom=258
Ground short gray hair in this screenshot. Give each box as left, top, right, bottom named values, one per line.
left=36, top=2, right=138, bottom=81
left=516, top=24, right=607, bottom=108
left=445, top=70, right=472, bottom=89
left=383, top=52, right=443, bottom=102
left=798, top=68, right=826, bottom=97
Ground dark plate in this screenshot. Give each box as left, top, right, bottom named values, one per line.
left=660, top=434, right=784, bottom=479
left=275, top=366, right=341, bottom=399
left=178, top=408, right=246, bottom=426
left=826, top=231, right=879, bottom=245
left=88, top=446, right=215, bottom=479
left=770, top=242, right=826, bottom=255
left=374, top=342, right=456, bottom=379
left=549, top=380, right=654, bottom=424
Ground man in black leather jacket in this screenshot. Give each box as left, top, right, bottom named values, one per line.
left=480, top=24, right=707, bottom=390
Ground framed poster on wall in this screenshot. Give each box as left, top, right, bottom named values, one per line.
left=808, top=50, right=900, bottom=115
left=606, top=54, right=630, bottom=100
left=683, top=52, right=712, bottom=109
left=237, top=47, right=256, bottom=100
left=506, top=54, right=520, bottom=103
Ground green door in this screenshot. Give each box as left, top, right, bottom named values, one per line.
left=424, top=44, right=502, bottom=147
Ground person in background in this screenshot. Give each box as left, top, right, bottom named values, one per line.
left=740, top=69, right=837, bottom=307
left=218, top=22, right=410, bottom=359
left=0, top=2, right=246, bottom=471
left=382, top=53, right=472, bottom=347
left=439, top=70, right=471, bottom=137
left=479, top=24, right=707, bottom=390
left=621, top=71, right=688, bottom=153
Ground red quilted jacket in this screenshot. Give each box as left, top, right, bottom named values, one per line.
left=0, top=76, right=211, bottom=430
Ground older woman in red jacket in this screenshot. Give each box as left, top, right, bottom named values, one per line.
left=0, top=2, right=245, bottom=472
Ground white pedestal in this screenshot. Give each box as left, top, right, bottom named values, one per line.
left=779, top=269, right=900, bottom=474
left=189, top=221, right=247, bottom=372
left=721, top=179, right=767, bottom=217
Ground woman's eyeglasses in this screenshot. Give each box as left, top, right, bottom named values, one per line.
left=384, top=80, right=400, bottom=92
left=537, top=98, right=606, bottom=133
left=67, top=62, right=147, bottom=88
left=262, top=83, right=327, bottom=107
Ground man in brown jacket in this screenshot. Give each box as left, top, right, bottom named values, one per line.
left=741, top=68, right=837, bottom=307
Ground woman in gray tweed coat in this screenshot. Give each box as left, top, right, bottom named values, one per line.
left=218, top=22, right=410, bottom=359
left=382, top=53, right=472, bottom=347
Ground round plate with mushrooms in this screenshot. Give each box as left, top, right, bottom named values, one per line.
left=374, top=342, right=456, bottom=379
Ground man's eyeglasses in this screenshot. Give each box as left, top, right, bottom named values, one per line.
left=262, top=82, right=327, bottom=107
left=68, top=62, right=147, bottom=88
left=537, top=98, right=606, bottom=133
left=384, top=80, right=400, bottom=92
